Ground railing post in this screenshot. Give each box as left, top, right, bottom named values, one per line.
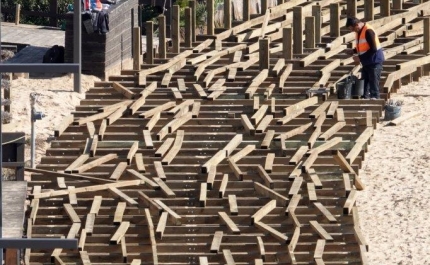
left=189, top=0, right=196, bottom=42
left=305, top=16, right=315, bottom=49
left=312, top=5, right=321, bottom=44
left=146, top=21, right=154, bottom=64
left=283, top=27, right=292, bottom=60
left=224, top=0, right=231, bottom=29
left=158, top=15, right=166, bottom=59
left=207, top=0, right=214, bottom=34
left=293, top=6, right=303, bottom=55
left=133, top=27, right=141, bottom=70
left=330, top=3, right=340, bottom=38
left=185, top=7, right=192, bottom=48
left=15, top=4, right=21, bottom=25
left=364, top=0, right=374, bottom=21
left=172, top=5, right=180, bottom=53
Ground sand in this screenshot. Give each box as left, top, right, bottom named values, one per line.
left=3, top=74, right=430, bottom=264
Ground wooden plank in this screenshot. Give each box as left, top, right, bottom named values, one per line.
left=156, top=212, right=169, bottom=239
left=326, top=101, right=339, bottom=118
left=255, top=115, right=273, bottom=133
left=308, top=168, right=323, bottom=189
left=112, top=82, right=135, bottom=99
left=110, top=221, right=130, bottom=244
left=78, top=228, right=87, bottom=251
left=191, top=101, right=201, bottom=118
left=57, top=177, right=66, bottom=189
left=228, top=160, right=243, bottom=180
left=98, top=119, right=107, bottom=141
left=55, top=114, right=73, bottom=137
left=137, top=191, right=162, bottom=214
left=254, top=182, right=288, bottom=207
left=314, top=202, right=337, bottom=223
left=229, top=144, right=255, bottom=163
left=202, top=150, right=226, bottom=173
left=80, top=251, right=91, bottom=265
left=34, top=180, right=141, bottom=199
left=127, top=169, right=159, bottom=189
left=228, top=195, right=238, bottom=215
left=276, top=122, right=313, bottom=140
left=314, top=239, right=326, bottom=259
left=264, top=153, right=275, bottom=173
left=67, top=223, right=81, bottom=239
left=89, top=135, right=98, bottom=157
left=279, top=63, right=293, bottom=87
left=68, top=186, right=77, bottom=205
left=30, top=199, right=39, bottom=225
left=110, top=162, right=128, bottom=181
left=289, top=227, right=300, bottom=251
left=289, top=146, right=308, bottom=165
left=207, top=166, right=216, bottom=190
left=135, top=153, right=146, bottom=172
left=309, top=220, right=334, bottom=241
left=333, top=150, right=365, bottom=190
left=144, top=113, right=160, bottom=132
left=154, top=199, right=182, bottom=225
left=153, top=161, right=166, bottom=181
left=140, top=101, right=176, bottom=118
left=114, top=202, right=126, bottom=225
left=222, top=249, right=235, bottom=265
left=218, top=212, right=240, bottom=234
left=288, top=177, right=303, bottom=197
left=308, top=126, right=321, bottom=149
left=343, top=189, right=358, bottom=215
left=108, top=187, right=139, bottom=205
left=307, top=183, right=317, bottom=202
left=154, top=177, right=176, bottom=198
left=223, top=134, right=242, bottom=156
left=90, top=196, right=102, bottom=215
left=240, top=114, right=255, bottom=135
left=162, top=130, right=184, bottom=165
left=256, top=165, right=274, bottom=189
left=254, top=221, right=289, bottom=243
left=155, top=138, right=174, bottom=157
left=256, top=236, right=265, bottom=261
left=63, top=203, right=80, bottom=223
left=210, top=231, right=223, bottom=253
left=284, top=97, right=318, bottom=116
left=144, top=208, right=158, bottom=264
left=85, top=213, right=95, bottom=235
left=318, top=121, right=346, bottom=140
left=251, top=200, right=276, bottom=224
left=64, top=154, right=90, bottom=173
left=219, top=174, right=229, bottom=198
left=309, top=101, right=330, bottom=118
left=75, top=154, right=118, bottom=174
left=126, top=141, right=139, bottom=165
left=251, top=105, right=269, bottom=125
left=86, top=122, right=95, bottom=137
left=121, top=236, right=128, bottom=262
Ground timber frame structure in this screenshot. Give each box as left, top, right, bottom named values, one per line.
left=25, top=0, right=430, bottom=264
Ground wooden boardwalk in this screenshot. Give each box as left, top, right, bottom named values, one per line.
left=25, top=0, right=430, bottom=264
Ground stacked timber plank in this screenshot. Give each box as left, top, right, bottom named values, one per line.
left=26, top=0, right=430, bottom=265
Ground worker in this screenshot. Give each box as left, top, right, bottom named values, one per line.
left=345, top=17, right=385, bottom=99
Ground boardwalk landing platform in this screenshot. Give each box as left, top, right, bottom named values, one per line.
left=1, top=23, right=65, bottom=64
left=2, top=181, right=27, bottom=265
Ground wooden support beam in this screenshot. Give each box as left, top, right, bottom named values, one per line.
left=202, top=149, right=226, bottom=173
left=276, top=122, right=313, bottom=140
left=252, top=105, right=268, bottom=125
left=137, top=191, right=162, bottom=214
left=144, top=208, right=158, bottom=264
left=162, top=130, right=184, bottom=165
left=314, top=202, right=337, bottom=223
left=256, top=236, right=265, bottom=261
left=223, top=134, right=242, bottom=156
left=364, top=0, right=374, bottom=21
left=312, top=5, right=321, bottom=44
left=256, top=165, right=274, bottom=189
left=347, top=0, right=357, bottom=17
left=283, top=28, right=293, bottom=60
left=279, top=63, right=293, bottom=87
left=288, top=176, right=303, bottom=197
left=314, top=239, right=326, bottom=259
left=259, top=38, right=270, bottom=70
left=172, top=5, right=180, bottom=53
left=289, top=146, right=308, bottom=165
left=113, top=82, right=135, bottom=100
left=318, top=121, right=346, bottom=141
left=380, top=0, right=390, bottom=17
left=222, top=249, right=235, bottom=265
left=78, top=229, right=86, bottom=250
left=264, top=153, right=275, bottom=173
left=127, top=169, right=159, bottom=189
left=229, top=144, right=255, bottom=163
left=228, top=160, right=243, bottom=180
left=330, top=3, right=340, bottom=37
left=86, top=122, right=95, bottom=137
left=80, top=251, right=91, bottom=265
left=343, top=189, right=358, bottom=215
left=64, top=154, right=90, bottom=173
left=155, top=138, right=174, bottom=157
left=219, top=174, right=229, bottom=198
left=67, top=223, right=81, bottom=239
left=68, top=186, right=77, bottom=205
left=126, top=141, right=139, bottom=165
left=207, top=0, right=214, bottom=34
left=224, top=0, right=231, bottom=29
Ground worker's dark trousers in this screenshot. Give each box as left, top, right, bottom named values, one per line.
left=362, top=63, right=383, bottom=99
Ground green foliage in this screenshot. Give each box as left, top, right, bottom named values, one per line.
left=2, top=0, right=69, bottom=26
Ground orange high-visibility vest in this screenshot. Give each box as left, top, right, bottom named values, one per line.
left=356, top=24, right=381, bottom=55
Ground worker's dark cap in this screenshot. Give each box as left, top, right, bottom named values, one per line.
left=345, top=17, right=360, bottom=27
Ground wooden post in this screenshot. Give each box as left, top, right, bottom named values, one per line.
left=49, top=0, right=58, bottom=27
left=208, top=0, right=214, bottom=34
left=305, top=17, right=315, bottom=49
left=283, top=28, right=293, bottom=60
left=158, top=15, right=166, bottom=59
left=330, top=3, right=340, bottom=38
left=259, top=39, right=270, bottom=70
left=185, top=7, right=192, bottom=48
left=312, top=5, right=322, bottom=44
left=293, top=6, right=303, bottom=55
left=424, top=17, right=430, bottom=75
left=261, top=0, right=268, bottom=13
left=243, top=0, right=250, bottom=21
left=364, top=0, right=374, bottom=22
left=224, top=0, right=231, bottom=29
left=15, top=4, right=21, bottom=25
left=347, top=0, right=357, bottom=17
left=172, top=5, right=180, bottom=53
left=146, top=21, right=154, bottom=64
left=189, top=0, right=196, bottom=42
left=393, top=0, right=402, bottom=10
left=133, top=27, right=141, bottom=70
left=380, top=0, right=390, bottom=17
